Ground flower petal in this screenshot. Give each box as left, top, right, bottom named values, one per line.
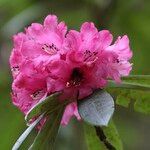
left=61, top=102, right=81, bottom=126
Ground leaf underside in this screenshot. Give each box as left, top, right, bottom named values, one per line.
left=78, top=90, right=114, bottom=126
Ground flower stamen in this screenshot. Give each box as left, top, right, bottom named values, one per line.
left=31, top=90, right=45, bottom=100
left=42, top=43, right=59, bottom=55
left=84, top=50, right=98, bottom=62
left=66, top=68, right=83, bottom=87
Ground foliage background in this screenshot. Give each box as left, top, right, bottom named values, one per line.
left=0, top=0, right=150, bottom=149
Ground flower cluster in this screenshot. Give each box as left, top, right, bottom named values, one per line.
left=10, top=14, right=132, bottom=125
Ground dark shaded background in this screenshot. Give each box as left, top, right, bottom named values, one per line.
left=0, top=0, right=150, bottom=149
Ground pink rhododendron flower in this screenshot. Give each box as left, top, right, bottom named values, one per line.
left=10, top=14, right=66, bottom=111
left=10, top=15, right=67, bottom=79
left=10, top=14, right=132, bottom=126
left=47, top=22, right=132, bottom=99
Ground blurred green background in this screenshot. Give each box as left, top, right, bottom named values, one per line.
left=0, top=0, right=150, bottom=149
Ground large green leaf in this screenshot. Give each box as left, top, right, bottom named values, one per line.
left=102, top=120, right=123, bottom=150
left=108, top=80, right=150, bottom=91
left=83, top=123, right=107, bottom=150
left=122, top=75, right=150, bottom=84
left=106, top=75, right=150, bottom=114
left=132, top=91, right=150, bottom=114
left=78, top=90, right=114, bottom=126
left=12, top=92, right=67, bottom=150
left=84, top=120, right=123, bottom=150
left=25, top=92, right=63, bottom=123
left=12, top=114, right=44, bottom=150
left=29, top=105, right=65, bottom=150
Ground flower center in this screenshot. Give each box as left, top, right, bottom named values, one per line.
left=42, top=43, right=59, bottom=55
left=31, top=90, right=45, bottom=100
left=84, top=50, right=98, bottom=63
left=66, top=68, right=83, bottom=87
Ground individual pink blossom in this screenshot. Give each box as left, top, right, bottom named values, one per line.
left=10, top=15, right=67, bottom=79
left=10, top=15, right=133, bottom=126
left=105, top=35, right=133, bottom=82
left=12, top=73, right=47, bottom=114
left=10, top=14, right=67, bottom=116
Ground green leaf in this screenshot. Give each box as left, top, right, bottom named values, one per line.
left=106, top=75, right=150, bottom=114
left=29, top=106, right=65, bottom=150
left=83, top=123, right=107, bottom=150
left=122, top=75, right=150, bottom=84
left=13, top=92, right=67, bottom=150
left=102, top=120, right=123, bottom=150
left=116, top=95, right=130, bottom=108
left=108, top=75, right=150, bottom=91
left=108, top=80, right=150, bottom=91
left=25, top=92, right=62, bottom=123
left=78, top=90, right=114, bottom=126
left=132, top=91, right=150, bottom=114
left=83, top=120, right=123, bottom=150
left=12, top=114, right=44, bottom=150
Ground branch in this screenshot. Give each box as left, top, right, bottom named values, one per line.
left=94, top=126, right=116, bottom=150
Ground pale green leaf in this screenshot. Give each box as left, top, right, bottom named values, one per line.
left=78, top=90, right=114, bottom=126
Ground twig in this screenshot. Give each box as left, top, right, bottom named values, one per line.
left=94, top=126, right=116, bottom=150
